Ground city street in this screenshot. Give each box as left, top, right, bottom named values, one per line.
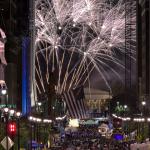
left=0, top=0, right=150, bottom=149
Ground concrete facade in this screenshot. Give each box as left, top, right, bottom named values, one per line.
left=137, top=0, right=150, bottom=105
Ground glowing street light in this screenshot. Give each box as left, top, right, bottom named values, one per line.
left=0, top=84, right=7, bottom=95
left=9, top=109, right=15, bottom=115
left=37, top=102, right=42, bottom=106
left=16, top=111, right=22, bottom=150
left=141, top=101, right=146, bottom=106
left=1, top=89, right=7, bottom=95
left=4, top=107, right=9, bottom=113
left=124, top=105, right=128, bottom=109
left=16, top=112, right=21, bottom=117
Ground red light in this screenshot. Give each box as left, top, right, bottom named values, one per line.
left=8, top=122, right=17, bottom=135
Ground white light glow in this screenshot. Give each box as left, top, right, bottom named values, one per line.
left=124, top=105, right=127, bottom=109
left=16, top=112, right=21, bottom=117
left=101, top=25, right=106, bottom=29
left=142, top=101, right=146, bottom=106
left=29, top=116, right=33, bottom=120
left=4, top=108, right=9, bottom=113
left=38, top=102, right=42, bottom=106
left=58, top=26, right=62, bottom=30
left=43, top=119, right=52, bottom=123
left=69, top=119, right=79, bottom=127
left=10, top=109, right=15, bottom=115
left=109, top=44, right=112, bottom=47
left=1, top=89, right=7, bottom=95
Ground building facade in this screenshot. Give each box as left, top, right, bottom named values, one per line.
left=0, top=0, right=28, bottom=110
left=0, top=0, right=17, bottom=35
left=137, top=0, right=150, bottom=105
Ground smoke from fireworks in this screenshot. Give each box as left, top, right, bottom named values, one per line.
left=35, top=0, right=136, bottom=95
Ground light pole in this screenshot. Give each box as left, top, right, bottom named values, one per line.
left=1, top=85, right=8, bottom=150
left=123, top=105, right=129, bottom=135
left=36, top=118, right=42, bottom=148
left=123, top=105, right=128, bottom=116
left=1, top=85, right=8, bottom=107
left=3, top=107, right=9, bottom=150
left=141, top=101, right=146, bottom=116
left=29, top=116, right=33, bottom=150
left=16, top=112, right=21, bottom=150
left=9, top=109, right=16, bottom=150
left=140, top=101, right=146, bottom=140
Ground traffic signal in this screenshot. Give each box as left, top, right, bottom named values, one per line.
left=7, top=122, right=17, bottom=136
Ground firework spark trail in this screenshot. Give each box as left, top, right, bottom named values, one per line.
left=35, top=0, right=136, bottom=95
left=57, top=51, right=65, bottom=93
left=53, top=0, right=73, bottom=25
left=61, top=48, right=75, bottom=93
left=35, top=53, right=46, bottom=92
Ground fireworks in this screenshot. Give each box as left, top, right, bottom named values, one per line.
left=35, top=0, right=136, bottom=95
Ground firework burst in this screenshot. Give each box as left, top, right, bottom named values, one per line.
left=35, top=0, right=136, bottom=95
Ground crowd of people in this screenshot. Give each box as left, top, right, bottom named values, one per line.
left=49, top=123, right=135, bottom=149
left=51, top=139, right=133, bottom=150
left=65, top=128, right=101, bottom=139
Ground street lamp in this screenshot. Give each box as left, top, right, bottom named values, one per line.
left=36, top=101, right=44, bottom=114
left=123, top=105, right=128, bottom=117
left=36, top=118, right=42, bottom=145
left=16, top=111, right=21, bottom=150
left=0, top=85, right=8, bottom=109
left=140, top=100, right=147, bottom=138
left=141, top=101, right=146, bottom=106
left=37, top=102, right=42, bottom=106
left=141, top=101, right=146, bottom=116
left=1, top=88, right=7, bottom=95
left=16, top=112, right=21, bottom=118
left=4, top=107, right=9, bottom=113
left=3, top=107, right=9, bottom=150
left=0, top=84, right=7, bottom=95
left=29, top=116, right=33, bottom=150
left=124, top=105, right=128, bottom=109
left=9, top=109, right=15, bottom=116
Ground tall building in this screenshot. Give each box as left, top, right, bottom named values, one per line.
left=0, top=0, right=28, bottom=110
left=0, top=0, right=17, bottom=35
left=137, top=0, right=150, bottom=105
left=0, top=0, right=17, bottom=108
left=15, top=1, right=29, bottom=112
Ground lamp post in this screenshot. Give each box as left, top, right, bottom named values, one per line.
left=9, top=109, right=16, bottom=150
left=123, top=105, right=128, bottom=115
left=4, top=107, right=9, bottom=150
left=36, top=118, right=42, bottom=148
left=1, top=88, right=7, bottom=95
left=16, top=112, right=21, bottom=150
left=29, top=116, right=33, bottom=150
left=141, top=101, right=146, bottom=116
left=124, top=105, right=128, bottom=109
left=1, top=85, right=8, bottom=150
left=123, top=105, right=128, bottom=135
left=1, top=85, right=8, bottom=107
left=140, top=101, right=146, bottom=140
